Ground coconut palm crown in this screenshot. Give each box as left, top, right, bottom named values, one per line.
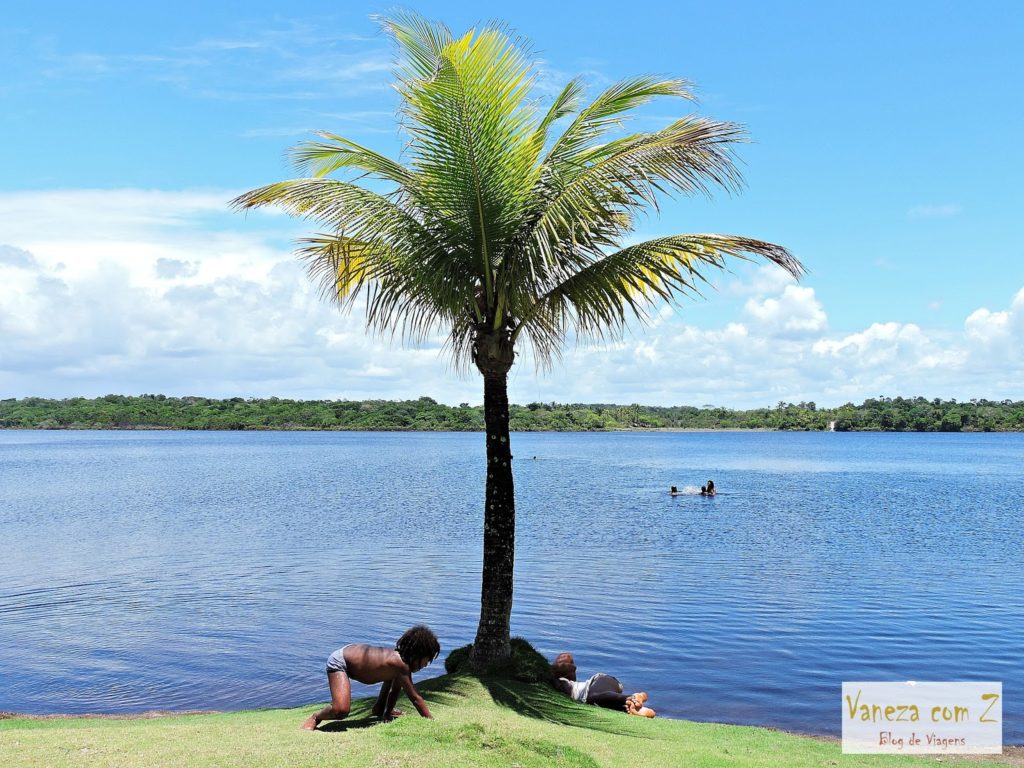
left=233, top=12, right=803, bottom=669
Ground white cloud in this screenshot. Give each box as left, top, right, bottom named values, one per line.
left=0, top=189, right=474, bottom=402
left=726, top=263, right=798, bottom=296
left=0, top=245, right=38, bottom=268
left=514, top=286, right=1023, bottom=407
left=812, top=322, right=964, bottom=373
left=155, top=258, right=199, bottom=279
left=962, top=289, right=1024, bottom=378
left=965, top=307, right=1011, bottom=344
left=1, top=188, right=1023, bottom=408
left=24, top=20, right=395, bottom=103
left=743, top=285, right=827, bottom=337
left=0, top=189, right=242, bottom=245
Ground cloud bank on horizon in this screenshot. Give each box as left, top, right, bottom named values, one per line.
left=1, top=189, right=1021, bottom=409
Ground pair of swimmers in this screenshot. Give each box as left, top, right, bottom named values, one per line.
left=669, top=479, right=716, bottom=496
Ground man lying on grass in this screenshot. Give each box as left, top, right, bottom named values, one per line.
left=551, top=652, right=656, bottom=717
left=302, top=625, right=440, bottom=730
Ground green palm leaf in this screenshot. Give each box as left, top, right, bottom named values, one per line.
left=516, top=234, right=801, bottom=360
left=289, top=132, right=416, bottom=187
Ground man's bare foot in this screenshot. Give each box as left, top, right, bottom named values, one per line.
left=624, top=693, right=649, bottom=715
left=301, top=714, right=319, bottom=730
left=388, top=708, right=405, bottom=718
left=632, top=706, right=656, bottom=718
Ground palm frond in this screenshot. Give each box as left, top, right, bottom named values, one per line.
left=297, top=230, right=478, bottom=347
left=233, top=177, right=481, bottom=338
left=514, top=234, right=802, bottom=367
left=294, top=235, right=376, bottom=307
left=231, top=178, right=427, bottom=251
left=289, top=132, right=415, bottom=187
left=495, top=115, right=751, bottom=330
left=385, top=13, right=544, bottom=307
left=532, top=77, right=585, bottom=150
left=533, top=117, right=748, bottom=246
left=377, top=11, right=453, bottom=80
left=543, top=76, right=695, bottom=167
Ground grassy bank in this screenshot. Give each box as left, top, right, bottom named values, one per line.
left=1, top=675, right=1016, bottom=768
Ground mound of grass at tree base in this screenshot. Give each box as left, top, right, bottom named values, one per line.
left=3, top=675, right=1020, bottom=768
left=444, top=637, right=553, bottom=682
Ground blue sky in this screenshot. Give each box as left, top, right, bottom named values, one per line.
left=1, top=1, right=1022, bottom=406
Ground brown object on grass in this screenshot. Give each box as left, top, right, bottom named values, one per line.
left=551, top=652, right=577, bottom=681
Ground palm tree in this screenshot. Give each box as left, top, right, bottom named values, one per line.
left=233, top=12, right=803, bottom=669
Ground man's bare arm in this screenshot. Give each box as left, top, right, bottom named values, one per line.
left=552, top=677, right=573, bottom=697
left=384, top=681, right=402, bottom=717
left=372, top=681, right=392, bottom=717
left=399, top=674, right=432, bottom=718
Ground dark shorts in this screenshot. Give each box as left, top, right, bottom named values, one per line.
left=326, top=645, right=350, bottom=675
left=587, top=673, right=623, bottom=696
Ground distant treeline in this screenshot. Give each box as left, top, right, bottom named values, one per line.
left=2, top=395, right=1023, bottom=432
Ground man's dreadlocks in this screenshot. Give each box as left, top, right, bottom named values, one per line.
left=395, top=625, right=440, bottom=665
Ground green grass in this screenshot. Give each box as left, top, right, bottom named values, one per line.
left=0, top=675, right=1014, bottom=767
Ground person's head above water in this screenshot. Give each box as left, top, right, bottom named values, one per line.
left=396, top=625, right=441, bottom=671
left=707, top=480, right=715, bottom=489
left=670, top=485, right=678, bottom=493
left=700, top=485, right=707, bottom=494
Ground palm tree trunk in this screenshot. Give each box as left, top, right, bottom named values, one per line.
left=469, top=336, right=516, bottom=669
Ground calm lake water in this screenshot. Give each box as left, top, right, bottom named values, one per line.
left=1, top=430, right=1022, bottom=741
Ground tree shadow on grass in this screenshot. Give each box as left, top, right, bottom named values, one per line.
left=477, top=677, right=648, bottom=738
left=317, top=717, right=379, bottom=732
left=417, top=673, right=478, bottom=708
left=317, top=677, right=476, bottom=732
left=314, top=674, right=647, bottom=738
left=313, top=700, right=380, bottom=732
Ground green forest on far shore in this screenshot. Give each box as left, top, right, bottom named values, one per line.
left=2, top=394, right=1023, bottom=432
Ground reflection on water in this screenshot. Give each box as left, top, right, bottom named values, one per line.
left=1, top=430, right=1022, bottom=741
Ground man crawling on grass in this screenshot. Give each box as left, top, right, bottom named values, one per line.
left=302, top=625, right=440, bottom=730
